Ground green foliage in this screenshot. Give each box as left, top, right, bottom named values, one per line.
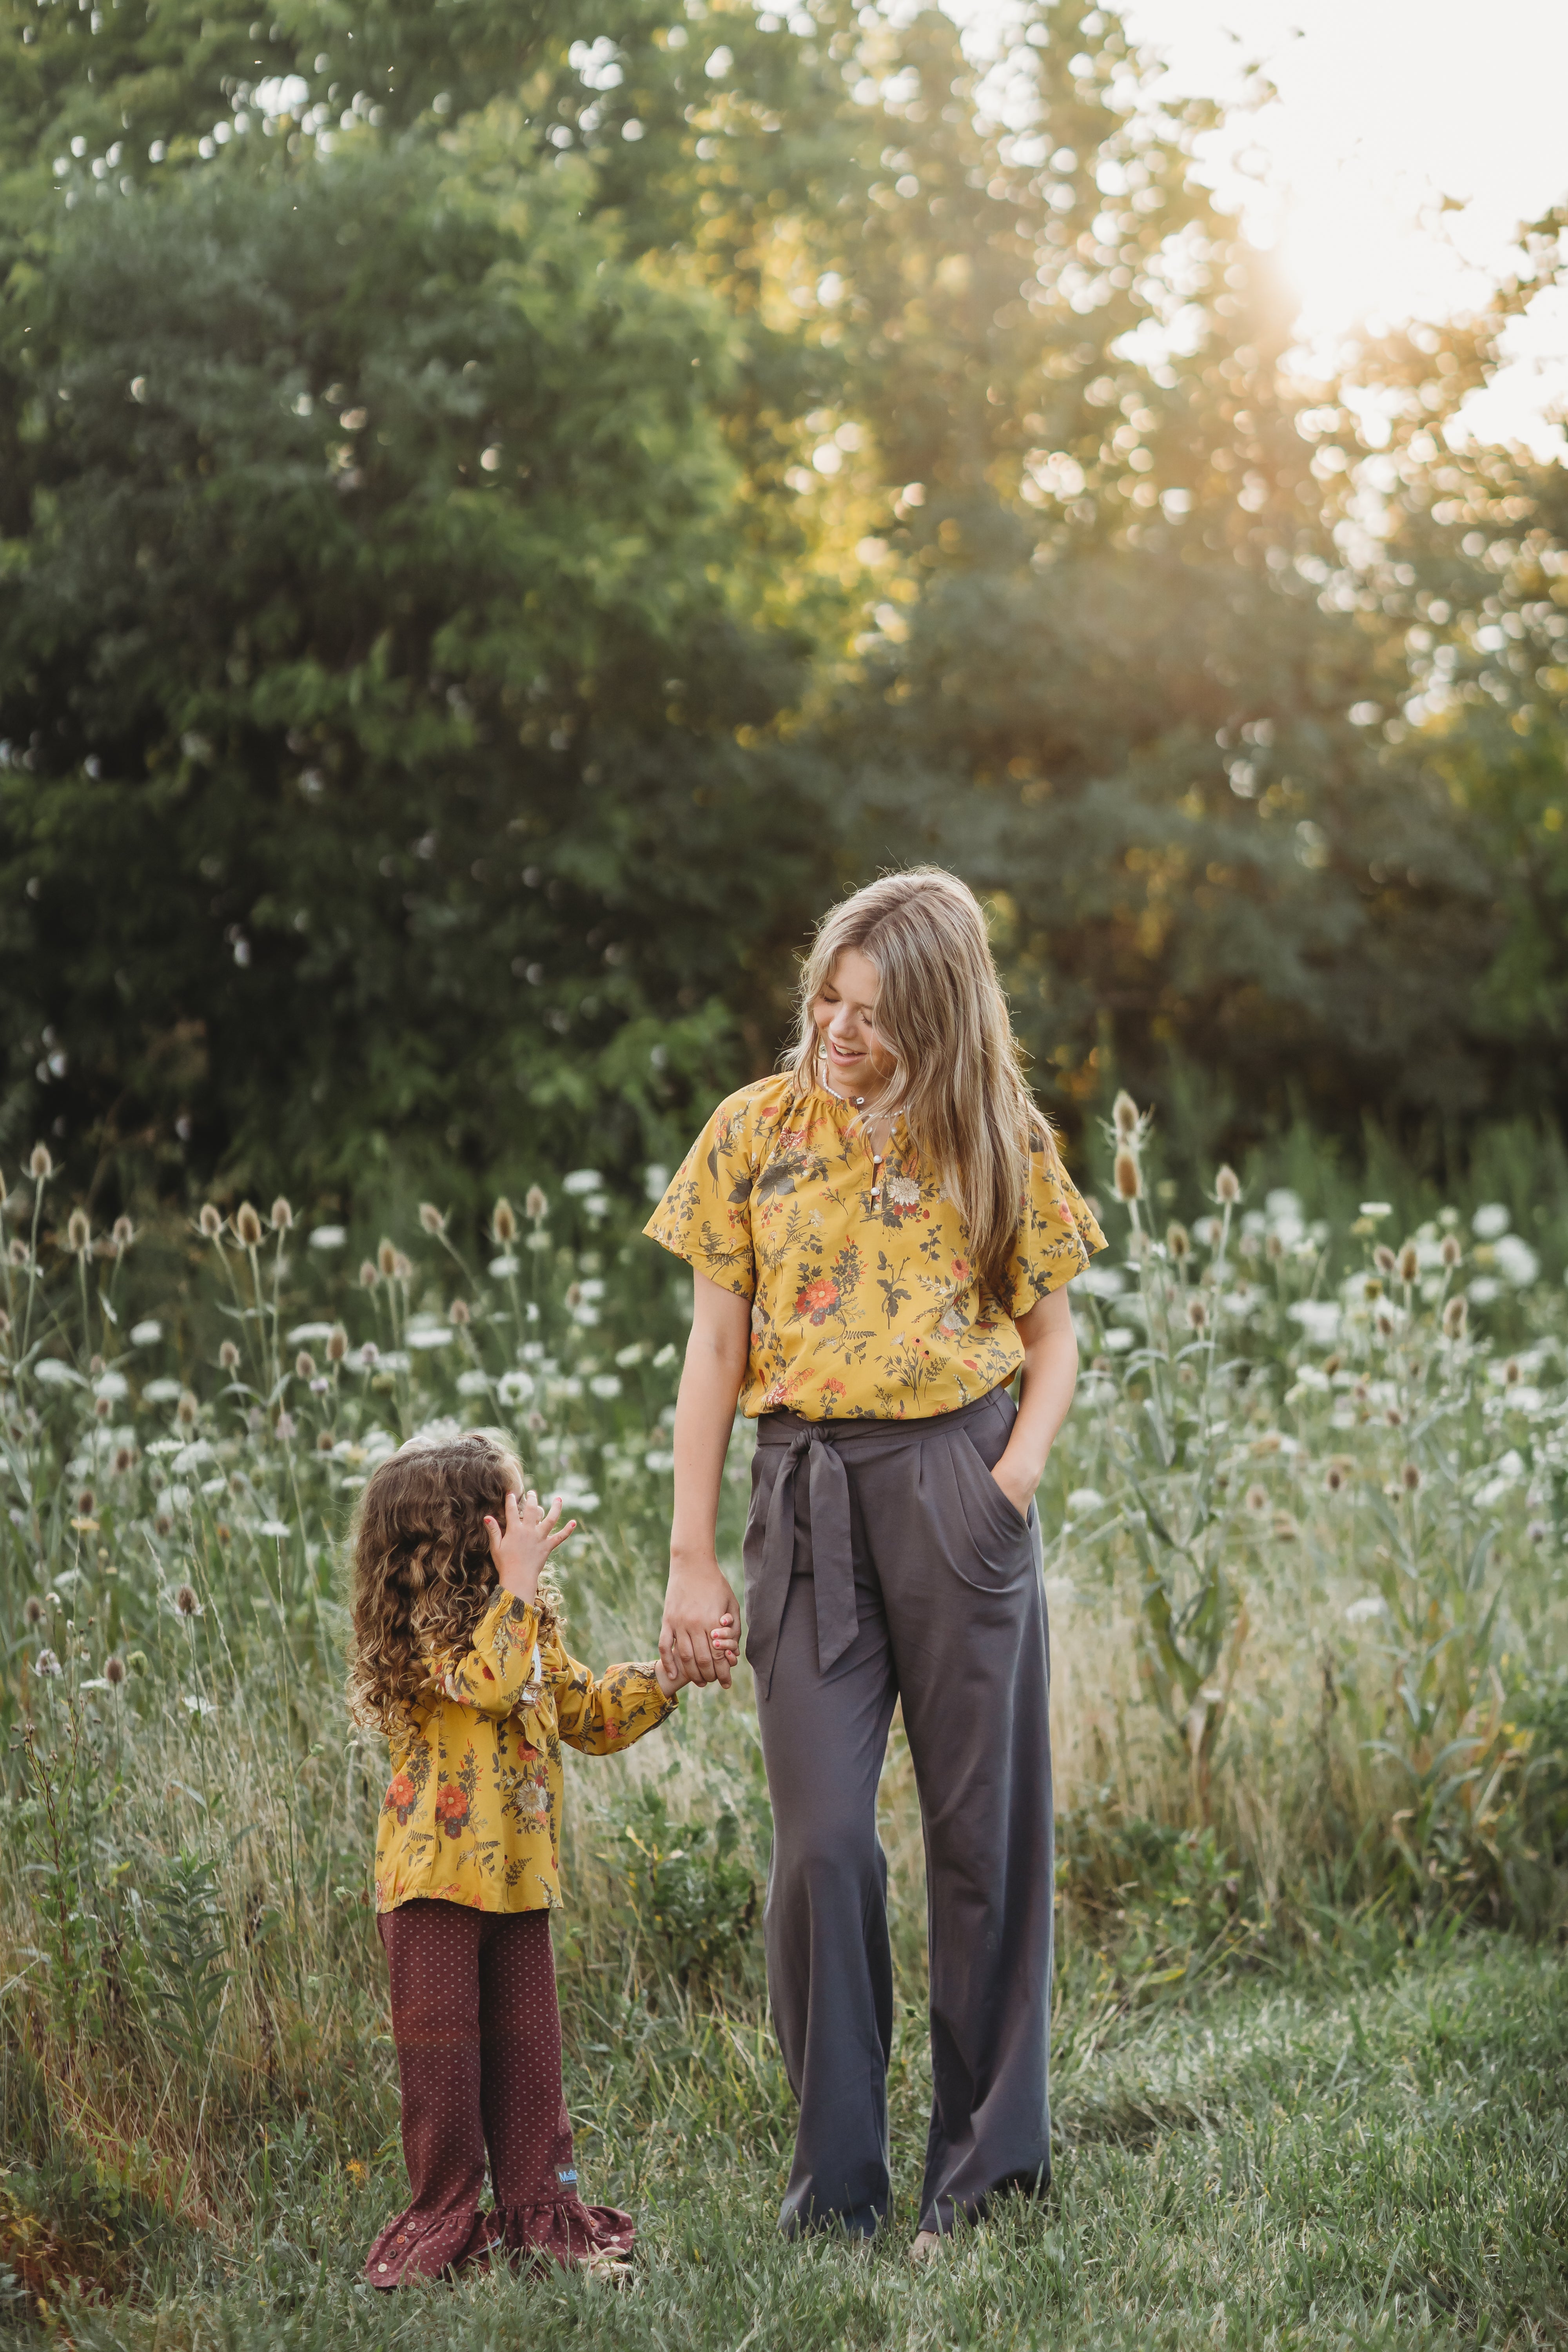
left=4, top=0, right=1566, bottom=1187
left=608, top=1783, right=759, bottom=1988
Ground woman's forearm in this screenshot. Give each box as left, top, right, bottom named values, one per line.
left=993, top=1287, right=1080, bottom=1506
left=661, top=1272, right=751, bottom=1686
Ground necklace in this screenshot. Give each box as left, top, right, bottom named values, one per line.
left=818, top=1055, right=906, bottom=1203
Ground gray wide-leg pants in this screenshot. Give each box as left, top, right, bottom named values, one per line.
left=744, top=1385, right=1053, bottom=2239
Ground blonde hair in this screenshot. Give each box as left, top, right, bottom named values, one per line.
left=785, top=867, right=1057, bottom=1303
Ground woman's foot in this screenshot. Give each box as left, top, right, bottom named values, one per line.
left=910, top=2228, right=944, bottom=2265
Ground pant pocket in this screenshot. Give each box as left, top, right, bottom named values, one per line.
left=942, top=1430, right=1035, bottom=1589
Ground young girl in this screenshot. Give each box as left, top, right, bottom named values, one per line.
left=348, top=1430, right=735, bottom=2285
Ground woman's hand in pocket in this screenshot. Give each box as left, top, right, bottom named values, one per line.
left=987, top=1452, right=1036, bottom=1523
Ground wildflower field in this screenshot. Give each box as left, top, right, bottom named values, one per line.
left=2, top=1116, right=1567, bottom=2348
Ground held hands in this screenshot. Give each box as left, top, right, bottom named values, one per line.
left=660, top=1555, right=740, bottom=1690
left=654, top=1611, right=739, bottom=1700
left=483, top=1488, right=577, bottom=1606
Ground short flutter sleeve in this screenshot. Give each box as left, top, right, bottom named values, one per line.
left=1003, top=1149, right=1107, bottom=1313
left=644, top=1085, right=765, bottom=1300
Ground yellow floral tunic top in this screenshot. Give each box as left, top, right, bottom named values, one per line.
left=374, top=1588, right=676, bottom=1915
left=645, top=1073, right=1105, bottom=1420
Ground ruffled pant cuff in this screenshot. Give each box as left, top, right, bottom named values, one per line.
left=364, top=2192, right=634, bottom=2288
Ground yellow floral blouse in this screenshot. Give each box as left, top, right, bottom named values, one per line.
left=645, top=1072, right=1106, bottom=1420
left=374, top=1589, right=676, bottom=1916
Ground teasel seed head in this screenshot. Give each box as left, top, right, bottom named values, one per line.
left=359, top=1341, right=379, bottom=1367
left=1440, top=1234, right=1461, bottom=1268
left=270, top=1196, right=293, bottom=1233
left=274, top=1411, right=296, bottom=1444
left=1374, top=1244, right=1396, bottom=1276
left=1271, top=1511, right=1299, bottom=1542
left=1186, top=1296, right=1208, bottom=1332
left=1385, top=1405, right=1404, bottom=1428
left=95, top=1394, right=112, bottom=1420
left=1376, top=1308, right=1395, bottom=1338
left=24, top=1594, right=44, bottom=1625
left=418, top=1202, right=445, bottom=1235
left=113, top=1445, right=135, bottom=1474
left=449, top=1298, right=470, bottom=1327
left=112, top=1214, right=134, bottom=1252
left=317, top=1429, right=335, bottom=1452
left=1325, top=1463, right=1345, bottom=1494
left=1363, top=1276, right=1383, bottom=1300
left=8, top=1239, right=27, bottom=1267
left=199, top=1203, right=223, bottom=1239
left=391, top=1250, right=412, bottom=1282
left=1398, top=1243, right=1419, bottom=1283
left=219, top=1340, right=240, bottom=1370
left=492, top=1196, right=517, bottom=1244
left=1214, top=1165, right=1240, bottom=1206
left=1504, top=1356, right=1520, bottom=1386
left=77, top=1485, right=95, bottom=1514
left=1245, top=1484, right=1269, bottom=1515
left=1166, top=1222, right=1190, bottom=1262
left=175, top=1583, right=201, bottom=1617
left=327, top=1325, right=348, bottom=1362
left=1113, top=1148, right=1141, bottom=1204
left=1443, top=1295, right=1467, bottom=1341
left=67, top=1209, right=91, bottom=1254
left=295, top=1350, right=316, bottom=1380
left=377, top=1238, right=397, bottom=1278
left=29, top=1143, right=53, bottom=1182
left=1323, top=1352, right=1342, bottom=1376
left=1402, top=1461, right=1422, bottom=1493
left=105, top=1652, right=126, bottom=1686
left=359, top=1259, right=378, bottom=1289
left=525, top=1187, right=547, bottom=1223
left=235, top=1201, right=263, bottom=1248
left=1112, top=1090, right=1139, bottom=1140
left=1265, top=1232, right=1283, bottom=1263
left=154, top=1511, right=173, bottom=1538
left=176, top=1388, right=198, bottom=1426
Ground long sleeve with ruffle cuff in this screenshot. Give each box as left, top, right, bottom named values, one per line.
left=431, top=1591, right=543, bottom=1717
left=554, top=1656, right=678, bottom=1755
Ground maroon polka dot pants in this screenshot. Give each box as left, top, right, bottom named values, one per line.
left=364, top=1898, right=634, bottom=2287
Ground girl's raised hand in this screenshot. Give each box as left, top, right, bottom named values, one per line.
left=483, top=1488, right=577, bottom=1605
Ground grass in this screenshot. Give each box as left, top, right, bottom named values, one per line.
left=4, top=1116, right=1568, bottom=2343
left=6, top=1929, right=1566, bottom=2348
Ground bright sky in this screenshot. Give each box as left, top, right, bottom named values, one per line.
left=1118, top=0, right=1568, bottom=454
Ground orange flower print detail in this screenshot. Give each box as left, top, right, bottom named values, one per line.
left=796, top=1276, right=840, bottom=1325
left=383, top=1771, right=416, bottom=1824
left=435, top=1784, right=470, bottom=1838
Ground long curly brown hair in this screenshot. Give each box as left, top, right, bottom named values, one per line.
left=346, top=1431, right=539, bottom=1737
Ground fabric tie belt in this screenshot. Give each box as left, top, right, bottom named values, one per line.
left=745, top=1387, right=1009, bottom=1697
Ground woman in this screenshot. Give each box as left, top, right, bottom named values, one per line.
left=644, top=867, right=1104, bottom=2252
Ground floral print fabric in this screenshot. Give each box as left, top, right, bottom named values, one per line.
left=374, top=1591, right=675, bottom=1915
left=645, top=1073, right=1106, bottom=1421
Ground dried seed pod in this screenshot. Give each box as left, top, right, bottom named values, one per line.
left=270, top=1196, right=293, bottom=1232
left=1166, top=1222, right=1190, bottom=1262
left=493, top=1197, right=518, bottom=1244
left=1374, top=1244, right=1396, bottom=1276
left=525, top=1187, right=548, bottom=1222
left=1112, top=1090, right=1139, bottom=1139
left=449, top=1299, right=470, bottom=1327
left=1214, top=1165, right=1240, bottom=1205
left=1245, top=1484, right=1269, bottom=1515
left=105, top=1653, right=126, bottom=1686
left=1402, top=1462, right=1422, bottom=1492
left=1398, top=1244, right=1419, bottom=1283
left=1186, top=1296, right=1208, bottom=1331
left=1113, top=1149, right=1141, bottom=1204
left=29, top=1143, right=53, bottom=1181
left=67, top=1209, right=91, bottom=1253
left=418, top=1203, right=445, bottom=1234
left=359, top=1260, right=378, bottom=1289
left=1443, top=1296, right=1467, bottom=1340
left=235, top=1202, right=263, bottom=1247
left=327, top=1325, right=348, bottom=1362
left=377, top=1238, right=397, bottom=1277
left=295, top=1351, right=316, bottom=1380
left=176, top=1389, right=198, bottom=1425
left=219, top=1340, right=240, bottom=1370
left=175, top=1583, right=201, bottom=1616
left=1440, top=1235, right=1461, bottom=1268
left=199, top=1203, right=223, bottom=1239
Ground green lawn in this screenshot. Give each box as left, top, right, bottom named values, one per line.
left=23, top=1932, right=1567, bottom=2352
